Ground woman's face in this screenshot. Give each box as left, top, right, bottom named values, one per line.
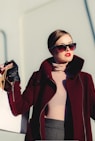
left=52, top=34, right=75, bottom=64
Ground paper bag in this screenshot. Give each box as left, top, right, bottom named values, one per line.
left=0, top=88, right=29, bottom=134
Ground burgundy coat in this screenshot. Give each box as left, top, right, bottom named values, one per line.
left=7, top=55, right=95, bottom=141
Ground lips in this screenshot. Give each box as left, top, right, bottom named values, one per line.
left=65, top=53, right=71, bottom=57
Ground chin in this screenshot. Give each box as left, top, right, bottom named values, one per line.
left=67, top=56, right=73, bottom=61
left=63, top=58, right=73, bottom=63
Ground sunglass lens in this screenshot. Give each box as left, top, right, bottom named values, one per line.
left=69, top=43, right=76, bottom=50
left=56, top=45, right=66, bottom=51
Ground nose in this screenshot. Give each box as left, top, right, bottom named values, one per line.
left=66, top=46, right=70, bottom=51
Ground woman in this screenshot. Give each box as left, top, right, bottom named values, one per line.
left=4, top=29, right=95, bottom=141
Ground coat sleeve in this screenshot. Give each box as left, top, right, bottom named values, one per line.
left=87, top=74, right=95, bottom=120
left=6, top=72, right=38, bottom=115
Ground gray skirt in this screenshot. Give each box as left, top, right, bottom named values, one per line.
left=45, top=118, right=65, bottom=140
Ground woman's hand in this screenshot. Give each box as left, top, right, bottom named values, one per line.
left=4, top=60, right=20, bottom=82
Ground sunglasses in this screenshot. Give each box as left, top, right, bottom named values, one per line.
left=50, top=43, right=76, bottom=52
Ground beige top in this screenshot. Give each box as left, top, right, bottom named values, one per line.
left=46, top=63, right=67, bottom=121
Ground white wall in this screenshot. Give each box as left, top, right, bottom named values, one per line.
left=0, top=0, right=95, bottom=141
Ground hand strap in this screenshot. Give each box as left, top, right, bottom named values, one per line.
left=0, top=63, right=13, bottom=89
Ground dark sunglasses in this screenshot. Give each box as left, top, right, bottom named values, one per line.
left=50, top=43, right=76, bottom=52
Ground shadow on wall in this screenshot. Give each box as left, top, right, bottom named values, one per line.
left=0, top=30, right=8, bottom=64
left=84, top=0, right=95, bottom=43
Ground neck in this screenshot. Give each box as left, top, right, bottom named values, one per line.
left=52, top=62, right=67, bottom=71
